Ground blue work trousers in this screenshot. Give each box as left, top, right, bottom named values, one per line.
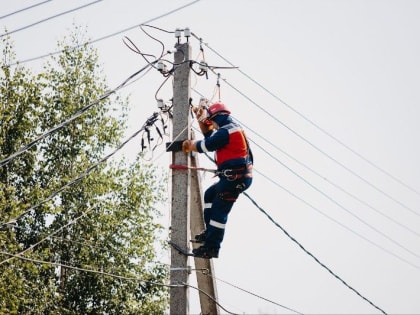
left=202, top=176, right=252, bottom=249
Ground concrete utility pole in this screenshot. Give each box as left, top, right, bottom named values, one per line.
left=170, top=42, right=191, bottom=315
left=169, top=36, right=219, bottom=315
left=190, top=141, right=220, bottom=315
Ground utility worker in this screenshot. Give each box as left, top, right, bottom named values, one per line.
left=182, top=101, right=253, bottom=259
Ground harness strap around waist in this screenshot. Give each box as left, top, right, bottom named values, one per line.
left=218, top=163, right=253, bottom=180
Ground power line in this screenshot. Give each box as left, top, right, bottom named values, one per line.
left=213, top=69, right=420, bottom=219
left=7, top=0, right=202, bottom=66
left=184, top=283, right=240, bottom=315
left=0, top=0, right=104, bottom=38
left=192, top=32, right=420, bottom=198
left=243, top=191, right=387, bottom=315
left=0, top=249, right=178, bottom=288
left=237, top=116, right=420, bottom=240
left=199, top=148, right=420, bottom=271
left=0, top=109, right=168, bottom=227
left=192, top=88, right=420, bottom=258
left=248, top=137, right=420, bottom=260
left=7, top=217, right=299, bottom=315
left=0, top=62, right=154, bottom=168
left=251, top=165, right=420, bottom=271
left=0, top=0, right=53, bottom=20
left=213, top=275, right=302, bottom=314
left=0, top=206, right=94, bottom=266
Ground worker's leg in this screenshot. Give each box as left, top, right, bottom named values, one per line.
left=204, top=178, right=238, bottom=250
left=193, top=177, right=252, bottom=258
left=193, top=183, right=217, bottom=243
left=203, top=182, right=217, bottom=227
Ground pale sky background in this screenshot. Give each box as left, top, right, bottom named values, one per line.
left=2, top=0, right=420, bottom=314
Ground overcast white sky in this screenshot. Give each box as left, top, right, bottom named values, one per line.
left=2, top=0, right=420, bottom=314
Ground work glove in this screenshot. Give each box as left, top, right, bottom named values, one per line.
left=182, top=140, right=192, bottom=153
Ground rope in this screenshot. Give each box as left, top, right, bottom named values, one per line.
left=169, top=164, right=217, bottom=174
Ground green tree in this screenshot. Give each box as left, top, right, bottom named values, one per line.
left=0, top=34, right=54, bottom=314
left=0, top=29, right=168, bottom=314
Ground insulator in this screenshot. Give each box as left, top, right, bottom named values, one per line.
left=199, top=60, right=208, bottom=71
left=184, top=27, right=191, bottom=38
left=175, top=28, right=181, bottom=38
left=199, top=97, right=209, bottom=107
left=156, top=61, right=166, bottom=72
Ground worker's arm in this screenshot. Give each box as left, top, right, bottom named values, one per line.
left=182, top=128, right=229, bottom=154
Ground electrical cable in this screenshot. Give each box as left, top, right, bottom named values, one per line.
left=123, top=36, right=157, bottom=60
left=0, top=62, right=154, bottom=168
left=209, top=69, right=420, bottom=219
left=0, top=249, right=180, bottom=288
left=183, top=283, right=240, bottom=315
left=191, top=87, right=420, bottom=241
left=7, top=0, right=202, bottom=66
left=191, top=86, right=420, bottom=274
left=0, top=0, right=104, bottom=38
left=242, top=191, right=387, bottom=315
left=213, top=276, right=302, bottom=314
left=198, top=142, right=420, bottom=271
left=193, top=115, right=398, bottom=313
left=0, top=0, right=52, bottom=20
left=0, top=111, right=162, bottom=227
left=249, top=164, right=420, bottom=271
left=247, top=136, right=420, bottom=260
left=139, top=24, right=165, bottom=59
left=236, top=116, right=420, bottom=240
left=0, top=206, right=94, bottom=266
left=191, top=32, right=420, bottom=198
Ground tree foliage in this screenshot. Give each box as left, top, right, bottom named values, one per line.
left=0, top=29, right=168, bottom=314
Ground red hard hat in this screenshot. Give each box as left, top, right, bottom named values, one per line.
left=207, top=102, right=231, bottom=120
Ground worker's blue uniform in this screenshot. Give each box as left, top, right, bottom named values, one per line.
left=195, top=114, right=253, bottom=251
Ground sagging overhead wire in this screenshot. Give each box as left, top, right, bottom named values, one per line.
left=0, top=0, right=52, bottom=20
left=0, top=62, right=155, bottom=168
left=235, top=116, right=420, bottom=240
left=183, top=283, right=240, bottom=315
left=247, top=135, right=420, bottom=261
left=123, top=24, right=167, bottom=67
left=213, top=276, right=302, bottom=314
left=211, top=99, right=420, bottom=260
left=140, top=24, right=165, bottom=58
left=243, top=191, right=387, bottom=315
left=193, top=85, right=419, bottom=244
left=200, top=140, right=388, bottom=313
left=0, top=249, right=180, bottom=289
left=123, top=36, right=157, bottom=61
left=0, top=206, right=94, bottom=266
left=0, top=0, right=104, bottom=38
left=208, top=68, right=420, bottom=219
left=0, top=110, right=169, bottom=227
left=6, top=0, right=202, bottom=66
left=190, top=32, right=420, bottom=199
left=197, top=139, right=420, bottom=271
left=192, top=83, right=420, bottom=261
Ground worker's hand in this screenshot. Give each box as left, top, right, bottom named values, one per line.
left=182, top=140, right=192, bottom=153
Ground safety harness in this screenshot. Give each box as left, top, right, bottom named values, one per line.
left=169, top=164, right=251, bottom=181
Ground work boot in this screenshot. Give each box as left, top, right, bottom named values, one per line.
left=193, top=230, right=207, bottom=243
left=192, top=245, right=219, bottom=259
